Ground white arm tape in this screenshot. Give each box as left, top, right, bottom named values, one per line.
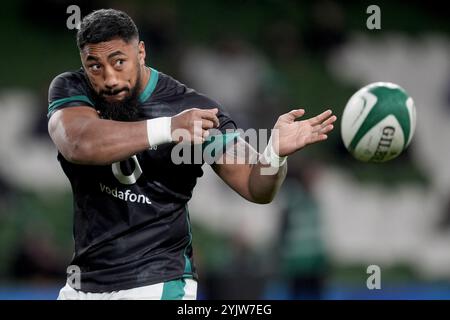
left=146, top=117, right=172, bottom=147
left=262, top=137, right=287, bottom=168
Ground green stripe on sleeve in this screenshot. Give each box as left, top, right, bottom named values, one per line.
left=202, top=132, right=240, bottom=158
left=202, top=132, right=240, bottom=149
left=48, top=95, right=94, bottom=114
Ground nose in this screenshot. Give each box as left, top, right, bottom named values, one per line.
left=103, top=65, right=119, bottom=90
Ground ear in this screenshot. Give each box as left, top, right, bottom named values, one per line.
left=79, top=51, right=86, bottom=69
left=138, top=41, right=146, bottom=66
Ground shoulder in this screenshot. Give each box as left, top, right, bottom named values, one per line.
left=153, top=71, right=221, bottom=108
left=151, top=71, right=194, bottom=101
left=149, top=69, right=237, bottom=131
left=48, top=69, right=95, bottom=118
left=49, top=69, right=89, bottom=92
left=48, top=69, right=93, bottom=102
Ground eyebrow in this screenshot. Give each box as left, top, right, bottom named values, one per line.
left=107, top=50, right=126, bottom=59
left=86, top=55, right=99, bottom=62
left=85, top=50, right=126, bottom=62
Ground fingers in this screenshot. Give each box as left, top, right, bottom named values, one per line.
left=318, top=124, right=334, bottom=135
left=201, top=119, right=215, bottom=130
left=306, top=132, right=329, bottom=145
left=279, top=109, right=305, bottom=123
left=192, top=108, right=219, bottom=144
left=312, top=115, right=337, bottom=134
left=172, top=108, right=221, bottom=144
left=288, top=108, right=305, bottom=120
left=308, top=109, right=333, bottom=126
left=197, top=108, right=220, bottom=128
left=192, top=128, right=210, bottom=144
left=316, top=134, right=328, bottom=142
left=302, top=110, right=336, bottom=146
left=198, top=110, right=218, bottom=143
left=321, top=114, right=337, bottom=127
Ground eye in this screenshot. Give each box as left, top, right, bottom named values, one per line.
left=115, top=59, right=125, bottom=67
left=89, top=64, right=101, bottom=72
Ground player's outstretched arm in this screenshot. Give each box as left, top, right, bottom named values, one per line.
left=48, top=106, right=219, bottom=165
left=212, top=109, right=336, bottom=204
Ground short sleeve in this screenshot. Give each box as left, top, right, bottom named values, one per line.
left=47, top=70, right=96, bottom=119
left=216, top=105, right=237, bottom=133
left=186, top=92, right=237, bottom=133
left=193, top=95, right=239, bottom=158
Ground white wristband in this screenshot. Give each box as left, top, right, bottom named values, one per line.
left=146, top=117, right=172, bottom=147
left=262, top=138, right=287, bottom=168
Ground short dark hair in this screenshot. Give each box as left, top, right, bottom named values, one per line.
left=77, top=9, right=139, bottom=50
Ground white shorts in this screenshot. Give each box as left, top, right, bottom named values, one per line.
left=57, top=278, right=197, bottom=300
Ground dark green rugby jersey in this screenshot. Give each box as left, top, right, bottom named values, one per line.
left=47, top=67, right=237, bottom=293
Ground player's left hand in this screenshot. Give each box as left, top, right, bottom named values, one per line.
left=272, top=109, right=337, bottom=157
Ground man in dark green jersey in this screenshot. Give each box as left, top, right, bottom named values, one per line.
left=47, top=9, right=336, bottom=299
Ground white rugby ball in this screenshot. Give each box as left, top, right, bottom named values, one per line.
left=341, top=82, right=416, bottom=162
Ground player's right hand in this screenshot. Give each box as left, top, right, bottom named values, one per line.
left=171, top=108, right=220, bottom=144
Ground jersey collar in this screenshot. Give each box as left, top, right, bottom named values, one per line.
left=139, top=67, right=159, bottom=103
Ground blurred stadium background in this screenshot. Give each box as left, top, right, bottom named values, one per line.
left=0, top=0, right=449, bottom=299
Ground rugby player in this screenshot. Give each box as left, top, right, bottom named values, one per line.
left=48, top=9, right=336, bottom=299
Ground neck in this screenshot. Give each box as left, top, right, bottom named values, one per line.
left=138, top=65, right=151, bottom=96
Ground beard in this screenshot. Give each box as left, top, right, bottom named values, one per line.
left=94, top=68, right=142, bottom=122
